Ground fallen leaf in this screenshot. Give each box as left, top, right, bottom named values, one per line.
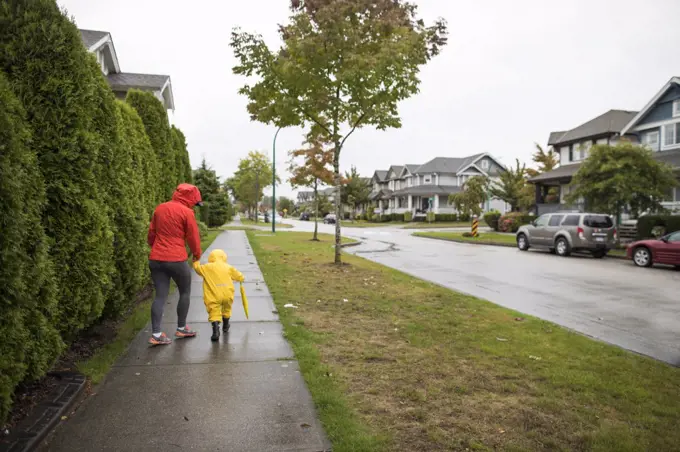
left=496, top=337, right=508, bottom=342
left=529, top=355, right=542, bottom=361
left=135, top=372, right=141, bottom=376
left=60, top=416, right=68, bottom=421
left=515, top=317, right=525, bottom=322
left=184, top=416, right=189, bottom=421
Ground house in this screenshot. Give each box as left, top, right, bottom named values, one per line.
left=79, top=29, right=175, bottom=110
left=371, top=153, right=509, bottom=216
left=528, top=109, right=639, bottom=215
left=530, top=78, right=680, bottom=215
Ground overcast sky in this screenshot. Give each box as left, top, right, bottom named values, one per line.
left=60, top=0, right=680, bottom=199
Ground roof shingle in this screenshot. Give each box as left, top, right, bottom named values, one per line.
left=80, top=29, right=109, bottom=49
left=107, top=72, right=169, bottom=91
left=414, top=154, right=484, bottom=174
left=548, top=110, right=638, bottom=146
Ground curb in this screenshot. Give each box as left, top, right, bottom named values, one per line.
left=340, top=241, right=362, bottom=249
left=0, top=372, right=86, bottom=452
left=412, top=234, right=629, bottom=260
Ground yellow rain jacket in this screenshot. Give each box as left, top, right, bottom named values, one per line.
left=192, top=249, right=244, bottom=322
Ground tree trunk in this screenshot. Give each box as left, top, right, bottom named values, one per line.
left=333, top=143, right=342, bottom=265
left=313, top=179, right=319, bottom=241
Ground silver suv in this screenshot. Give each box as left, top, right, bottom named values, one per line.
left=516, top=212, right=617, bottom=258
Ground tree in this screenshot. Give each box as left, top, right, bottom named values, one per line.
left=566, top=143, right=677, bottom=219
left=172, top=126, right=193, bottom=184
left=0, top=70, right=62, bottom=423
left=231, top=0, right=448, bottom=263
left=489, top=159, right=533, bottom=212
left=126, top=89, right=176, bottom=203
left=278, top=196, right=295, bottom=215
left=449, top=175, right=489, bottom=218
left=288, top=139, right=335, bottom=240
left=0, top=0, right=115, bottom=337
left=342, top=166, right=371, bottom=220
left=193, top=158, right=233, bottom=227
left=526, top=143, right=560, bottom=178
left=228, top=151, right=277, bottom=221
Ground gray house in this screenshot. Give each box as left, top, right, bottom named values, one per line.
left=371, top=153, right=509, bottom=216
left=529, top=109, right=638, bottom=215
left=80, top=29, right=175, bottom=110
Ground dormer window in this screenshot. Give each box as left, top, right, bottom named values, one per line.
left=480, top=159, right=489, bottom=171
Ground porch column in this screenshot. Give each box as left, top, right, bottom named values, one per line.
left=408, top=195, right=413, bottom=210
left=434, top=194, right=440, bottom=212
left=535, top=184, right=544, bottom=204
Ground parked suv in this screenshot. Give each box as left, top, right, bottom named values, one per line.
left=323, top=214, right=337, bottom=224
left=516, top=212, right=617, bottom=258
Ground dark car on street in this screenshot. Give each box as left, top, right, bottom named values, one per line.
left=626, top=230, right=680, bottom=268
left=323, top=214, right=336, bottom=224
left=299, top=212, right=310, bottom=221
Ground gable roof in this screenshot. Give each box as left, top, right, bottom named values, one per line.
left=386, top=165, right=404, bottom=180
left=413, top=153, right=502, bottom=175
left=548, top=110, right=638, bottom=146
left=107, top=72, right=170, bottom=90
left=80, top=29, right=109, bottom=49
left=547, top=131, right=567, bottom=146
left=621, top=76, right=680, bottom=135
left=372, top=170, right=388, bottom=183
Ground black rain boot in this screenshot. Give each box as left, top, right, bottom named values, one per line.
left=222, top=317, right=230, bottom=333
left=211, top=321, right=220, bottom=341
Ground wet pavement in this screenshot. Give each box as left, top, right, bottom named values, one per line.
left=286, top=219, right=680, bottom=365
left=44, top=230, right=330, bottom=452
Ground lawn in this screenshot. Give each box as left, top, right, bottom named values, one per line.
left=238, top=218, right=293, bottom=228
left=77, top=229, right=222, bottom=383
left=403, top=221, right=486, bottom=229
left=414, top=231, right=516, bottom=246
left=341, top=220, right=402, bottom=228
left=248, top=231, right=680, bottom=452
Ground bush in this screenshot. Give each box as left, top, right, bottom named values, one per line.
left=461, top=232, right=475, bottom=238
left=207, top=192, right=232, bottom=227
left=499, top=212, right=534, bottom=233
left=405, top=211, right=413, bottom=222
left=171, top=126, right=192, bottom=184
left=0, top=70, right=63, bottom=423
left=436, top=213, right=458, bottom=222
left=427, top=212, right=436, bottom=222
left=392, top=213, right=405, bottom=222
left=0, top=0, right=115, bottom=337
left=636, top=215, right=680, bottom=240
left=198, top=221, right=209, bottom=239
left=126, top=90, right=175, bottom=203
left=484, top=210, right=502, bottom=231
left=458, top=212, right=471, bottom=222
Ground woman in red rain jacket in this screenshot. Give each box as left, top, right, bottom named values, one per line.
left=147, top=184, right=203, bottom=345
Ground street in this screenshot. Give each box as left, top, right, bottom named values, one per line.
left=283, top=219, right=680, bottom=365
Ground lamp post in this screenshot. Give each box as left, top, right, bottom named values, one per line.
left=272, top=126, right=282, bottom=233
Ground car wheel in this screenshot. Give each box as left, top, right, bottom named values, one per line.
left=516, top=233, right=529, bottom=251
left=592, top=250, right=607, bottom=259
left=632, top=247, right=653, bottom=268
left=555, top=237, right=571, bottom=257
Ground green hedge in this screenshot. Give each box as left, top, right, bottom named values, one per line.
left=636, top=215, right=680, bottom=240
left=436, top=213, right=459, bottom=222
left=126, top=90, right=175, bottom=202
left=171, top=125, right=193, bottom=184
left=0, top=70, right=64, bottom=424
left=484, top=210, right=502, bottom=231
left=404, top=211, right=413, bottom=222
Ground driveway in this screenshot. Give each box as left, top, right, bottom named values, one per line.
left=284, top=219, right=680, bottom=365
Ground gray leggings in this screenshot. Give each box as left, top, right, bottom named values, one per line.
left=149, top=260, right=192, bottom=334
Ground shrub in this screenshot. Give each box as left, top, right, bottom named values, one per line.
left=636, top=215, right=680, bottom=240
left=207, top=192, right=232, bottom=227
left=392, top=213, right=405, bottom=222
left=0, top=0, right=115, bottom=337
left=499, top=212, right=534, bottom=233
left=126, top=90, right=175, bottom=203
left=458, top=212, right=471, bottom=222
left=462, top=232, right=475, bottom=238
left=436, top=213, right=458, bottom=222
left=198, top=221, right=209, bottom=239
left=405, top=211, right=413, bottom=222
left=0, top=70, right=63, bottom=424
left=171, top=126, right=192, bottom=184
left=427, top=212, right=436, bottom=222
left=366, top=209, right=374, bottom=222
left=484, top=210, right=502, bottom=231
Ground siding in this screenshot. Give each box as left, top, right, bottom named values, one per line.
left=438, top=174, right=457, bottom=185
left=638, top=85, right=680, bottom=126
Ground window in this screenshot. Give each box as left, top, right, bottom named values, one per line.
left=423, top=175, right=432, bottom=184
left=673, top=100, right=680, bottom=118
left=480, top=159, right=490, bottom=170
left=663, top=123, right=680, bottom=148
left=571, top=143, right=581, bottom=161
left=667, top=231, right=680, bottom=242
left=583, top=215, right=613, bottom=228
left=535, top=215, right=550, bottom=227
left=562, top=215, right=580, bottom=226
left=642, top=131, right=660, bottom=150
left=548, top=215, right=564, bottom=226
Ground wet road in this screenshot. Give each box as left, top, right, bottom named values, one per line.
left=284, top=219, right=680, bottom=365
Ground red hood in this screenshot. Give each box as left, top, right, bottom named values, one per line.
left=172, top=184, right=202, bottom=208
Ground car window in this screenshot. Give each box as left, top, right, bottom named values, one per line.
left=534, top=215, right=550, bottom=227
left=548, top=215, right=564, bottom=226
left=667, top=231, right=680, bottom=242
left=562, top=215, right=580, bottom=226
left=583, top=215, right=613, bottom=228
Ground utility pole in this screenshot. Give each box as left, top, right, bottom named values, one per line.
left=272, top=126, right=282, bottom=233
left=254, top=168, right=260, bottom=223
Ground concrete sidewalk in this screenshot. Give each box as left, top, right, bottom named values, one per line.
left=45, top=231, right=330, bottom=451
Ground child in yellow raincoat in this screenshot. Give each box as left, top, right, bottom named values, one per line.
left=192, top=249, right=245, bottom=341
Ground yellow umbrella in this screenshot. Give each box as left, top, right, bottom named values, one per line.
left=240, top=283, right=249, bottom=319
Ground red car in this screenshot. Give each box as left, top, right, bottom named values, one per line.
left=627, top=231, right=680, bottom=268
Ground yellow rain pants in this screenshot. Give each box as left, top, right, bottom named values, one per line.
left=192, top=249, right=244, bottom=322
